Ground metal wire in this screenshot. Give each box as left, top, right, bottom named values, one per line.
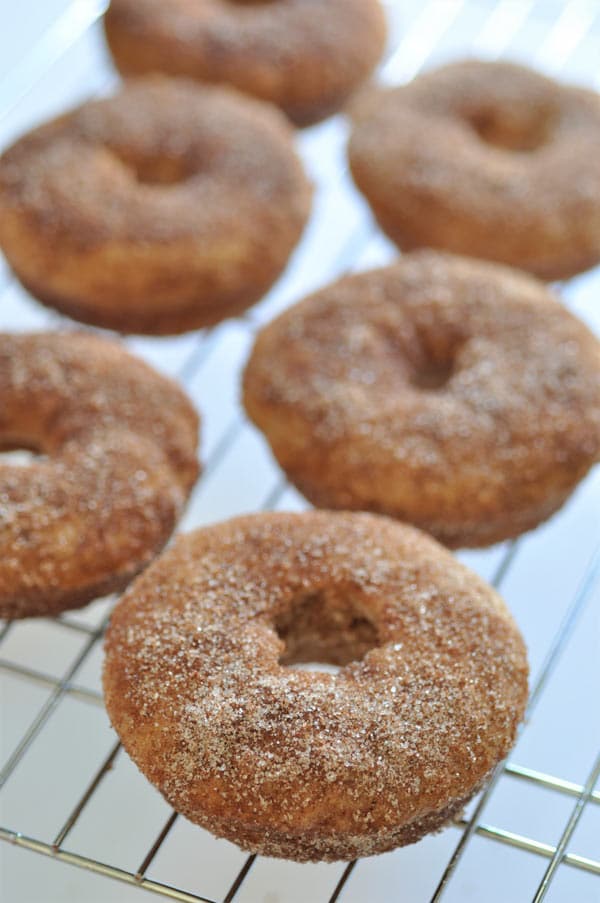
left=504, top=763, right=600, bottom=807
left=0, top=623, right=110, bottom=790
left=1, top=1, right=599, bottom=902
left=0, top=829, right=217, bottom=903
left=0, top=0, right=107, bottom=123
left=532, top=752, right=600, bottom=900
left=430, top=546, right=600, bottom=901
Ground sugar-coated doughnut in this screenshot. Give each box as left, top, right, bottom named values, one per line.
left=0, top=332, right=199, bottom=619
left=244, top=252, right=600, bottom=547
left=104, top=0, right=388, bottom=127
left=349, top=60, right=600, bottom=280
left=0, top=78, right=311, bottom=335
left=103, top=511, right=528, bottom=861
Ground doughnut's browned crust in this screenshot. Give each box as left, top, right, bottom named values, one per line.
left=348, top=60, right=600, bottom=280
left=103, top=511, right=528, bottom=861
left=0, top=78, right=311, bottom=335
left=0, top=332, right=200, bottom=619
left=243, top=252, right=600, bottom=548
left=104, top=0, right=388, bottom=127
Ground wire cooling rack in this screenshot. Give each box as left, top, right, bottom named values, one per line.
left=0, top=1, right=599, bottom=901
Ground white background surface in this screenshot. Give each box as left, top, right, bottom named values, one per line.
left=0, top=1, right=599, bottom=902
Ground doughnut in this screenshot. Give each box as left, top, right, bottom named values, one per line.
left=103, top=511, right=528, bottom=862
left=0, top=332, right=199, bottom=619
left=103, top=0, right=388, bottom=127
left=243, top=252, right=600, bottom=548
left=348, top=60, right=600, bottom=280
left=0, top=78, right=311, bottom=335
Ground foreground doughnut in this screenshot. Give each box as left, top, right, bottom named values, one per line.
left=349, top=60, right=600, bottom=280
left=104, top=0, right=387, bottom=127
left=244, top=252, right=600, bottom=548
left=0, top=332, right=199, bottom=619
left=0, top=78, right=311, bottom=335
left=104, top=511, right=528, bottom=862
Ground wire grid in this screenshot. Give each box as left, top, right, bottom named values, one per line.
left=0, top=1, right=599, bottom=901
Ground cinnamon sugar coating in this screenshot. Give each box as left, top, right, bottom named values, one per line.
left=349, top=60, right=600, bottom=280
left=243, top=252, right=600, bottom=547
left=104, top=0, right=387, bottom=127
left=103, top=511, right=528, bottom=862
left=0, top=332, right=199, bottom=618
left=0, top=78, right=311, bottom=335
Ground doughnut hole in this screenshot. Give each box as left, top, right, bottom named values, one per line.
left=0, top=438, right=46, bottom=466
left=108, top=149, right=195, bottom=186
left=408, top=333, right=464, bottom=391
left=274, top=589, right=379, bottom=670
left=409, top=358, right=455, bottom=391
left=462, top=103, right=557, bottom=151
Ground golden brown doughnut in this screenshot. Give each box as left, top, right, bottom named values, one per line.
left=0, top=332, right=199, bottom=619
left=348, top=60, right=600, bottom=280
left=103, top=511, right=528, bottom=862
left=0, top=78, right=311, bottom=335
left=104, top=0, right=388, bottom=127
left=243, top=252, right=600, bottom=548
